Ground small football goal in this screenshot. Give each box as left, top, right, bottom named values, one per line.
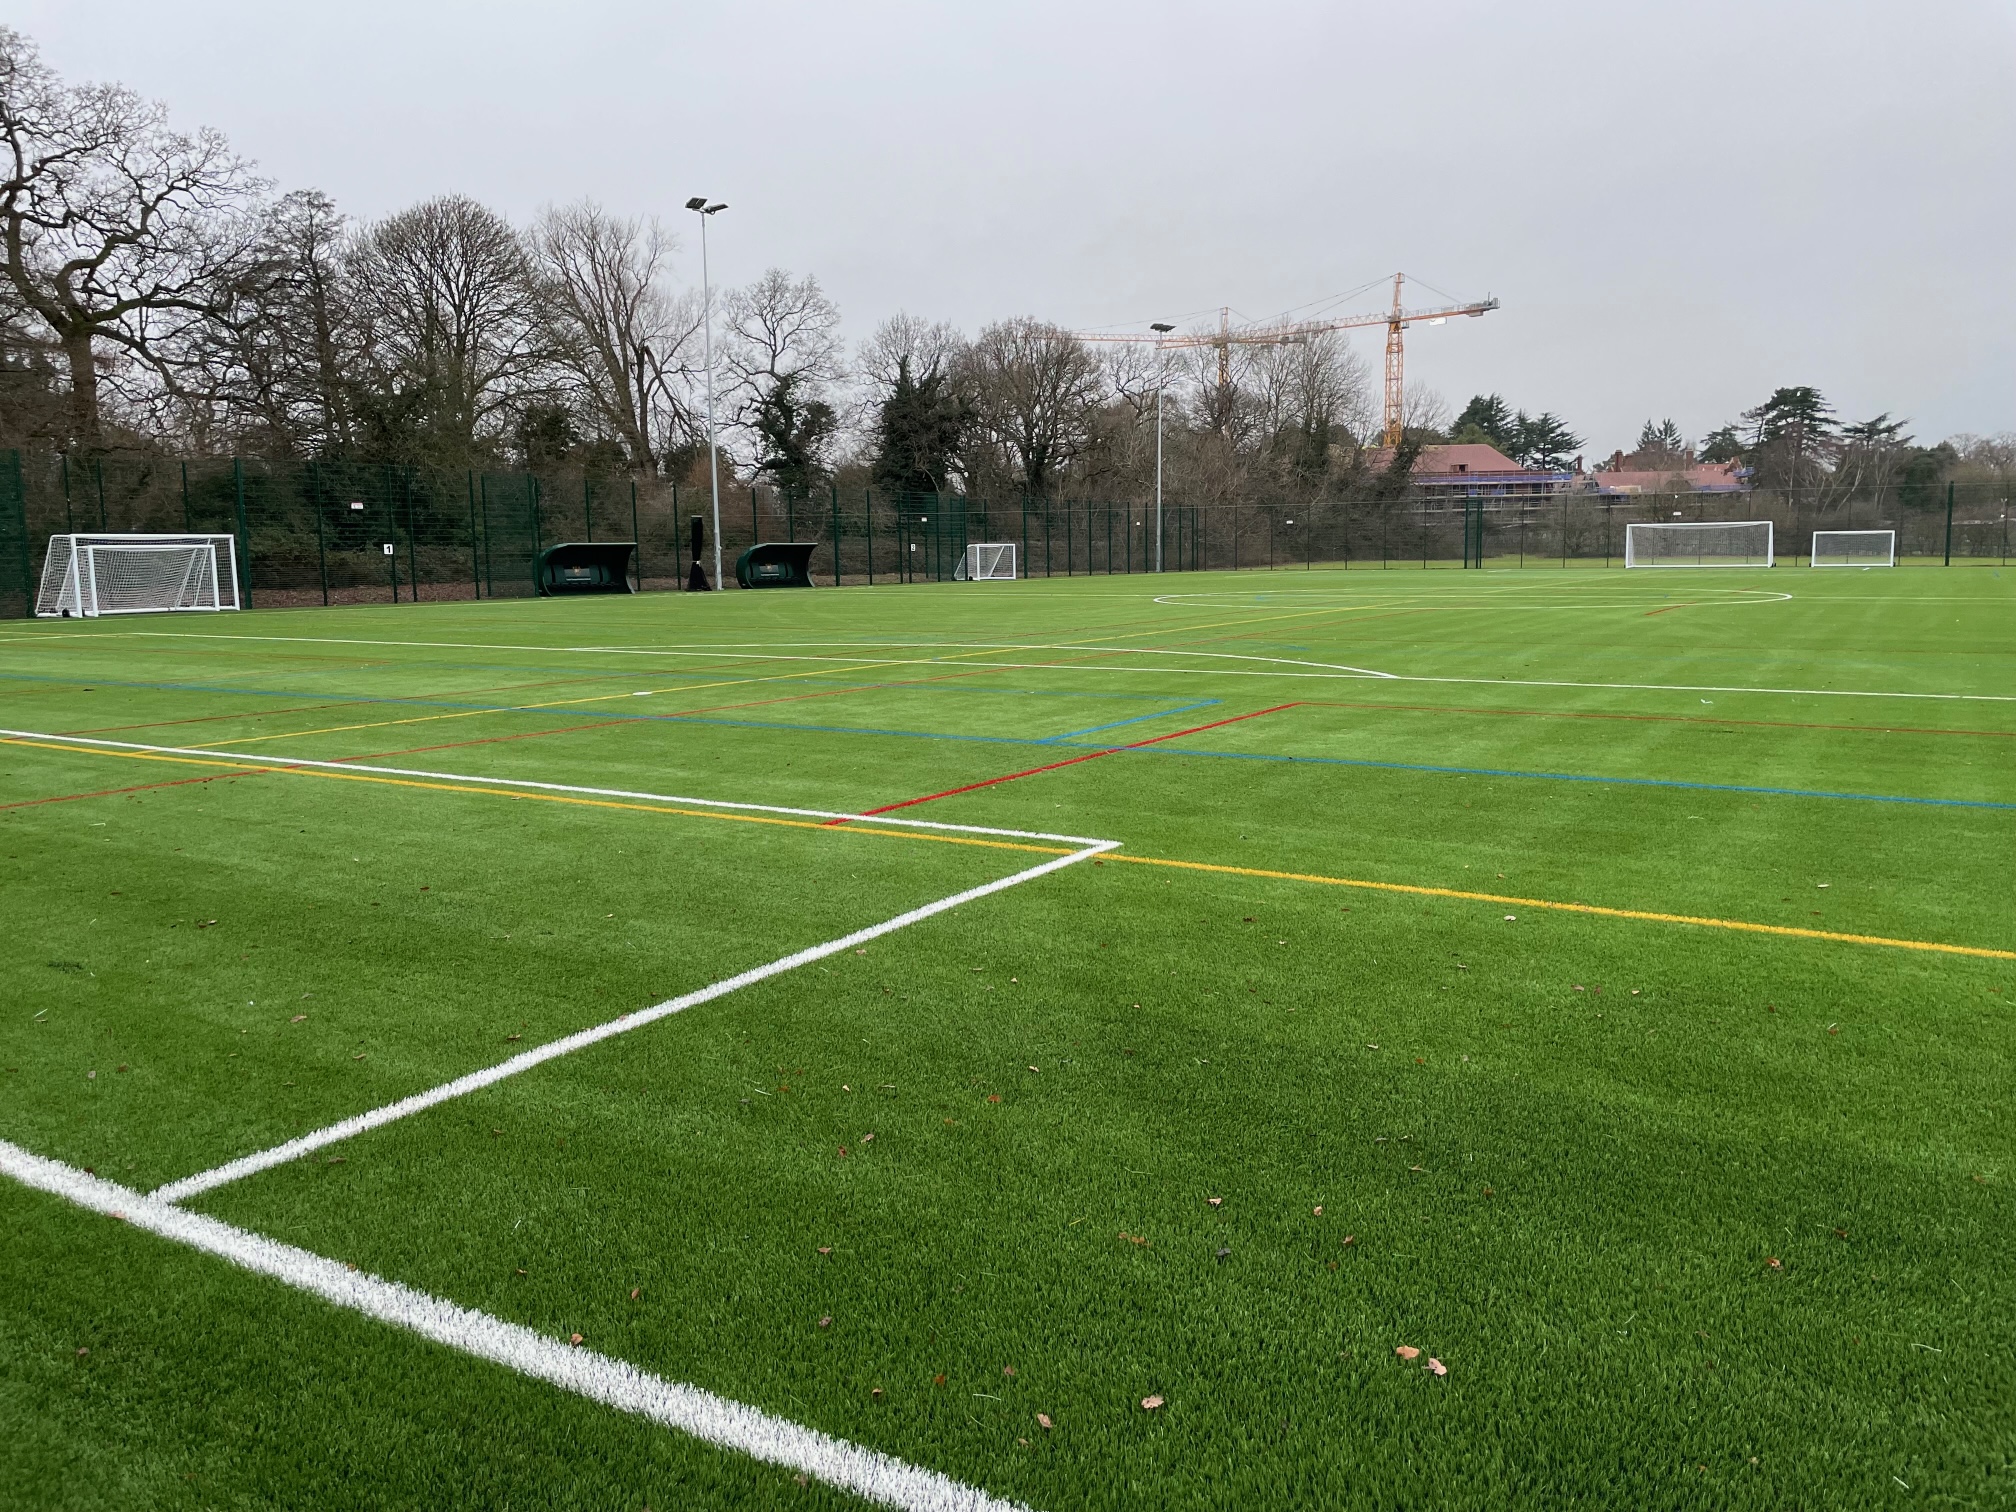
left=1623, top=520, right=1774, bottom=568
left=954, top=543, right=1016, bottom=581
left=1810, top=529, right=1896, bottom=567
left=35, top=534, right=240, bottom=617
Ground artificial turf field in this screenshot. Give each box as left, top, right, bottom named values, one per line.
left=0, top=566, right=2011, bottom=1511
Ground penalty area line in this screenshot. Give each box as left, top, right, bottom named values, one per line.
left=152, top=839, right=1118, bottom=1205
left=0, top=1141, right=1032, bottom=1512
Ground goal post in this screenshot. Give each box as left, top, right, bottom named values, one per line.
left=35, top=534, right=240, bottom=617
left=1623, top=520, right=1774, bottom=568
left=954, top=542, right=1016, bottom=581
left=1810, top=529, right=1896, bottom=567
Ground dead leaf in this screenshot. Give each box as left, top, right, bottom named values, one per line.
left=1003, top=1365, right=1016, bottom=1377
left=1312, top=1206, right=1323, bottom=1216
left=1141, top=1394, right=1164, bottom=1411
left=1036, top=1412, right=1053, bottom=1430
left=1426, top=1357, right=1448, bottom=1377
left=1207, top=1196, right=1223, bottom=1207
left=569, top=1333, right=584, bottom=1346
left=1342, top=1234, right=1356, bottom=1246
left=987, top=1094, right=1001, bottom=1104
left=837, top=1146, right=849, bottom=1157
left=871, top=1387, right=884, bottom=1400
left=505, top=1033, right=521, bottom=1042
left=860, top=1132, right=874, bottom=1144
left=75, top=1346, right=88, bottom=1357
left=818, top=1246, right=833, bottom=1256
left=818, top=1316, right=832, bottom=1329
left=933, top=1374, right=946, bottom=1386
left=1027, top=1065, right=1039, bottom=1073
left=1766, top=1256, right=1783, bottom=1270
left=290, top=1014, right=307, bottom=1024
left=630, top=1287, right=640, bottom=1300
left=1394, top=1345, right=1421, bottom=1361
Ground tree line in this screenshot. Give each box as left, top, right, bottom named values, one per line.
left=2, top=26, right=2005, bottom=514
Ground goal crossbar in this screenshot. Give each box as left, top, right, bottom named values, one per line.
left=35, top=533, right=240, bottom=617
left=1623, top=520, right=1774, bottom=568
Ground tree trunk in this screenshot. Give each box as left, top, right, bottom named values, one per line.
left=61, top=325, right=100, bottom=448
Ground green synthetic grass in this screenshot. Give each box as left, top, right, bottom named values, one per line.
left=2, top=567, right=2012, bottom=1509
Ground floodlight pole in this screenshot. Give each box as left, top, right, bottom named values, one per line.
left=1150, top=322, right=1174, bottom=573
left=688, top=198, right=728, bottom=588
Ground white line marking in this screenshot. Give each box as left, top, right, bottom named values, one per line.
left=0, top=729, right=1109, bottom=847
left=153, top=841, right=1117, bottom=1204
left=0, top=1140, right=1032, bottom=1512
left=32, top=631, right=2010, bottom=703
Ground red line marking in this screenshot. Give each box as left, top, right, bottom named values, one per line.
left=840, top=703, right=1303, bottom=820
left=343, top=720, right=634, bottom=762
left=1643, top=602, right=1699, bottom=617
left=0, top=769, right=263, bottom=811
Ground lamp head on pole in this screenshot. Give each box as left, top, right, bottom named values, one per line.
left=1149, top=322, right=1174, bottom=334
left=685, top=198, right=727, bottom=215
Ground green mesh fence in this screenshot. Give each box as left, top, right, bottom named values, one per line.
left=1, top=450, right=2008, bottom=617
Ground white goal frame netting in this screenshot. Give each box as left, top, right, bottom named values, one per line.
left=1623, top=520, right=1774, bottom=569
left=35, top=534, right=240, bottom=617
left=954, top=542, right=1016, bottom=581
left=1810, top=529, right=1896, bottom=568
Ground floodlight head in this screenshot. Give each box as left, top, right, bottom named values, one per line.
left=1149, top=322, right=1175, bottom=333
left=706, top=202, right=727, bottom=214
left=685, top=197, right=709, bottom=211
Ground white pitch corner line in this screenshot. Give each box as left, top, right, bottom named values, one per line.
left=0, top=1141, right=1033, bottom=1512
left=0, top=729, right=1107, bottom=848
left=152, top=839, right=1118, bottom=1206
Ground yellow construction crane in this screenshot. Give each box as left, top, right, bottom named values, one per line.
left=1077, top=273, right=1497, bottom=447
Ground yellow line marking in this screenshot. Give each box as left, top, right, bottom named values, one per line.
left=187, top=661, right=902, bottom=748
left=1103, top=853, right=2015, bottom=962
left=0, top=737, right=1073, bottom=858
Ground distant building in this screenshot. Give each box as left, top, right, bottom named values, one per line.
left=1588, top=447, right=1750, bottom=495
left=1366, top=443, right=1578, bottom=496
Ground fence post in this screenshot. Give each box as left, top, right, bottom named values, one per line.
left=180, top=461, right=192, bottom=530
left=865, top=487, right=874, bottom=585
left=232, top=457, right=252, bottom=608
left=467, top=471, right=481, bottom=599
left=402, top=468, right=420, bottom=602
left=630, top=479, right=641, bottom=588
left=749, top=486, right=759, bottom=549
left=2, top=450, right=28, bottom=616
left=1944, top=481, right=1954, bottom=566
left=60, top=451, right=73, bottom=532
left=95, top=456, right=108, bottom=529
left=311, top=460, right=329, bottom=606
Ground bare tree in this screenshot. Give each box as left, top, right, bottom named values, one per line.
left=963, top=317, right=1103, bottom=498
left=0, top=26, right=268, bottom=445
left=531, top=200, right=703, bottom=474
left=856, top=312, right=962, bottom=400
left=347, top=194, right=548, bottom=463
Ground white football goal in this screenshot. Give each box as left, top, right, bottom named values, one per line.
left=1623, top=519, right=1774, bottom=568
left=1810, top=529, right=1896, bottom=567
left=35, top=533, right=240, bottom=617
left=954, top=542, right=1016, bottom=581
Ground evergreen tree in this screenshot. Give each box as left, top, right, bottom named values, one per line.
left=871, top=357, right=969, bottom=496
left=751, top=369, right=837, bottom=503
left=1510, top=411, right=1583, bottom=470
left=1451, top=393, right=1517, bottom=451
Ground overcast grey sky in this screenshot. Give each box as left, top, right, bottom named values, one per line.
left=18, top=0, right=2016, bottom=453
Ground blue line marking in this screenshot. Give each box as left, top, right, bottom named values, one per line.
left=1093, top=743, right=2016, bottom=811
left=1041, top=700, right=1219, bottom=742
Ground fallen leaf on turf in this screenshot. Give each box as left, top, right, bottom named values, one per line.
left=860, top=1133, right=874, bottom=1144
left=1504, top=915, right=1516, bottom=922
left=818, top=1246, right=832, bottom=1256
left=569, top=1334, right=584, bottom=1346
left=630, top=1288, right=640, bottom=1300
left=1037, top=1413, right=1053, bottom=1430
left=987, top=1094, right=1001, bottom=1104
left=1766, top=1257, right=1782, bottom=1270
left=1216, top=1247, right=1231, bottom=1261
left=505, top=1034, right=521, bottom=1042
left=1395, top=1346, right=1421, bottom=1360
left=1207, top=1196, right=1223, bottom=1207
left=1833, top=1228, right=1848, bottom=1240
left=1141, top=1395, right=1164, bottom=1411
left=818, top=1316, right=832, bottom=1329
left=872, top=1387, right=884, bottom=1400
left=75, top=1347, right=88, bottom=1357
left=1312, top=1206, right=1323, bottom=1216
left=1426, top=1357, right=1448, bottom=1377
left=290, top=1014, right=307, bottom=1024
left=933, top=1373, right=946, bottom=1385
left=1342, top=1234, right=1356, bottom=1246
left=1027, top=1065, right=1039, bottom=1073
left=1003, top=1365, right=1016, bottom=1377
left=837, top=1146, right=848, bottom=1157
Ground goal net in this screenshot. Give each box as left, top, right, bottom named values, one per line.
left=954, top=542, right=1016, bottom=581
left=35, top=534, right=239, bottom=617
left=1623, top=520, right=1774, bottom=568
left=1810, top=529, right=1896, bottom=567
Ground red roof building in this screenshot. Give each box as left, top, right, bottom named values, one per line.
left=1366, top=443, right=1578, bottom=496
